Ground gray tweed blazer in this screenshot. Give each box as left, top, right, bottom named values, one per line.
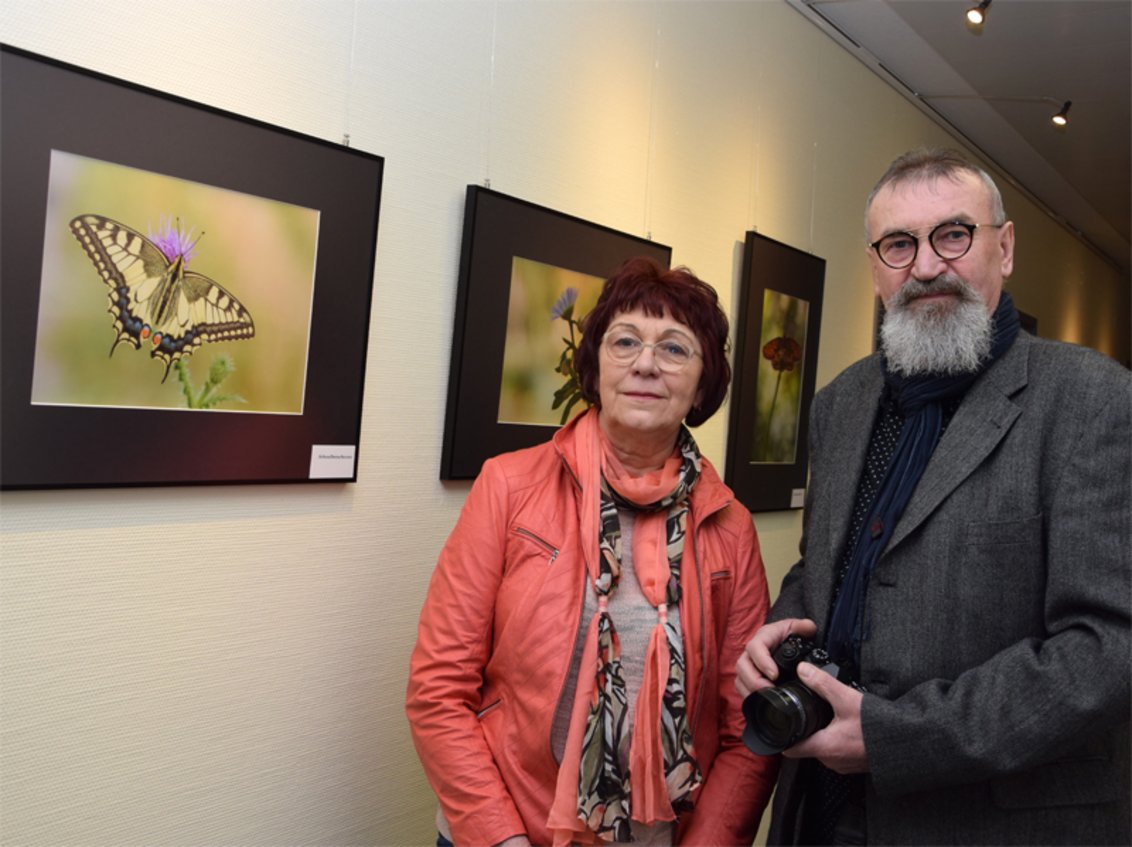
left=766, top=331, right=1131, bottom=845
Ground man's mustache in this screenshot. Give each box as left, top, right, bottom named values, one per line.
left=889, top=274, right=979, bottom=309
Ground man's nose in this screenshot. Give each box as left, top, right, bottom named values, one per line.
left=910, top=239, right=947, bottom=281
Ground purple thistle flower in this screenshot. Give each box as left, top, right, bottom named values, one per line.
left=550, top=287, right=578, bottom=321
left=149, top=216, right=199, bottom=264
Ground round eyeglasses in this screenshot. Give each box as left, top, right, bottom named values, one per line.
left=869, top=221, right=1004, bottom=270
left=602, top=329, right=701, bottom=373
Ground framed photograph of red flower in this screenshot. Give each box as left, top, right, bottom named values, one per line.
left=440, top=186, right=671, bottom=480
left=725, top=232, right=825, bottom=512
left=1, top=45, right=383, bottom=489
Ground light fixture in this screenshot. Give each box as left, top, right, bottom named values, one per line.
left=917, top=93, right=1074, bottom=131
left=966, top=0, right=992, bottom=26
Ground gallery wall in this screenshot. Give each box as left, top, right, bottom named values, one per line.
left=1, top=1, right=1125, bottom=845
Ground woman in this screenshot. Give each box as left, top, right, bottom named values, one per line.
left=407, top=257, right=777, bottom=846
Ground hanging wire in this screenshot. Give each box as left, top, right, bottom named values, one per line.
left=483, top=0, right=499, bottom=188
left=808, top=141, right=819, bottom=253
left=747, top=61, right=764, bottom=232
left=342, top=0, right=360, bottom=146
left=643, top=7, right=662, bottom=241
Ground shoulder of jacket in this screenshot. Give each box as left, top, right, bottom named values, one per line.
left=477, top=440, right=571, bottom=498
left=1022, top=334, right=1128, bottom=384
left=812, top=353, right=882, bottom=414
left=692, top=461, right=753, bottom=542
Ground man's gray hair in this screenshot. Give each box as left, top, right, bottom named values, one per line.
left=864, top=148, right=1007, bottom=241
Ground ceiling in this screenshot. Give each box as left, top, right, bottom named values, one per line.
left=786, top=0, right=1131, bottom=278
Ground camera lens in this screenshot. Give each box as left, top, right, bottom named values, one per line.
left=742, top=681, right=833, bottom=756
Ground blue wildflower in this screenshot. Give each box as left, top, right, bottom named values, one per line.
left=550, top=287, right=578, bottom=321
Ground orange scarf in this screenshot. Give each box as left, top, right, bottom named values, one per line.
left=548, top=409, right=702, bottom=844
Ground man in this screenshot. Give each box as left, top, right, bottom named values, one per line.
left=737, top=148, right=1130, bottom=845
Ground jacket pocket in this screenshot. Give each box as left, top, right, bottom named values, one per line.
left=964, top=512, right=1043, bottom=547
left=990, top=756, right=1123, bottom=809
left=511, top=526, right=560, bottom=566
left=476, top=697, right=503, bottom=720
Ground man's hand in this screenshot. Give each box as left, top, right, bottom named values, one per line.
left=735, top=618, right=817, bottom=697
left=782, top=662, right=868, bottom=774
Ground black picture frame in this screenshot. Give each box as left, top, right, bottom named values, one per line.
left=1, top=45, right=383, bottom=489
left=725, top=232, right=825, bottom=512
left=1017, top=309, right=1038, bottom=336
left=440, top=186, right=671, bottom=480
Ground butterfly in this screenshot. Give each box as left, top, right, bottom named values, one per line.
left=69, top=214, right=255, bottom=382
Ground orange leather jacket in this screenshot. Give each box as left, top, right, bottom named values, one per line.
left=407, top=419, right=777, bottom=845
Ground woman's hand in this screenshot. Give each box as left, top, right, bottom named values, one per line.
left=734, top=617, right=817, bottom=697
left=492, top=836, right=531, bottom=847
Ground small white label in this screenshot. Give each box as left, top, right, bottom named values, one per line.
left=310, top=445, right=356, bottom=479
left=790, top=488, right=806, bottom=509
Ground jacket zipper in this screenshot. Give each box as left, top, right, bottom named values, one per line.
left=549, top=566, right=589, bottom=766
left=689, top=501, right=729, bottom=740
left=476, top=699, right=502, bottom=719
left=513, top=526, right=559, bottom=565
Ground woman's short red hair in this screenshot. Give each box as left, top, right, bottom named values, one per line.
left=575, top=256, right=731, bottom=427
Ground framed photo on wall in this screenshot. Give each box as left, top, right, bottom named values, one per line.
left=0, top=45, right=383, bottom=489
left=440, top=186, right=671, bottom=480
left=725, top=232, right=825, bottom=512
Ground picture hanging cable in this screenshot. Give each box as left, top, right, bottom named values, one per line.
left=342, top=0, right=360, bottom=147
left=483, top=0, right=499, bottom=189
left=643, top=10, right=662, bottom=241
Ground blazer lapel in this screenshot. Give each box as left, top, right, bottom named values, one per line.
left=821, top=359, right=885, bottom=563
left=887, top=334, right=1032, bottom=552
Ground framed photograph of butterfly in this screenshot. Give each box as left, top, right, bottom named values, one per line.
left=0, top=45, right=383, bottom=489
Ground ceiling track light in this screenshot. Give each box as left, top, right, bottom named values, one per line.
left=917, top=93, right=1074, bottom=131
left=966, top=0, right=992, bottom=27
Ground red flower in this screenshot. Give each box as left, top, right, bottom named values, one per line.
left=762, top=336, right=802, bottom=371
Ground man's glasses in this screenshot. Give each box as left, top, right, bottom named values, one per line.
left=869, top=221, right=1004, bottom=269
left=602, top=329, right=700, bottom=373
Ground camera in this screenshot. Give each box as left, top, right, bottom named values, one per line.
left=742, top=634, right=859, bottom=756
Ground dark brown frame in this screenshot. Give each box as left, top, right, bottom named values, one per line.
left=725, top=232, right=825, bottom=512
left=440, top=186, right=671, bottom=479
left=0, top=45, right=383, bottom=489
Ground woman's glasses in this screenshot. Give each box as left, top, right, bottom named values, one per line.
left=602, top=329, right=700, bottom=373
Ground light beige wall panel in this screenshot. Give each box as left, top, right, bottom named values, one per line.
left=1, top=2, right=1126, bottom=847
left=482, top=2, right=656, bottom=235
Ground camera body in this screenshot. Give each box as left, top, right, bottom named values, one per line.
left=742, top=634, right=856, bottom=756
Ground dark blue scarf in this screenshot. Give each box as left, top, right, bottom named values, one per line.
left=825, top=292, right=1021, bottom=668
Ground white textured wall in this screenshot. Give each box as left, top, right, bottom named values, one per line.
left=0, top=2, right=1124, bottom=846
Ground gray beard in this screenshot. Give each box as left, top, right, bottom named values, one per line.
left=880, top=275, right=993, bottom=376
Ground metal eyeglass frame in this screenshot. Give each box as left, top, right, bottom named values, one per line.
left=601, top=330, right=701, bottom=373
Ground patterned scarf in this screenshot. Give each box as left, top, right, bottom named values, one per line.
left=548, top=409, right=703, bottom=844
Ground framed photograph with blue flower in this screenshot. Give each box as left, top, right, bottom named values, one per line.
left=440, top=186, right=671, bottom=480
left=0, top=45, right=383, bottom=488
left=725, top=232, right=825, bottom=512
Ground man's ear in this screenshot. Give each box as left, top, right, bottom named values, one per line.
left=998, top=220, right=1015, bottom=278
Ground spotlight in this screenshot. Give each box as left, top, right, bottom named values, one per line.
left=966, top=0, right=991, bottom=26
left=1051, top=100, right=1071, bottom=127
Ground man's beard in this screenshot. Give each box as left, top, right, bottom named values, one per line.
left=880, top=274, right=993, bottom=376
